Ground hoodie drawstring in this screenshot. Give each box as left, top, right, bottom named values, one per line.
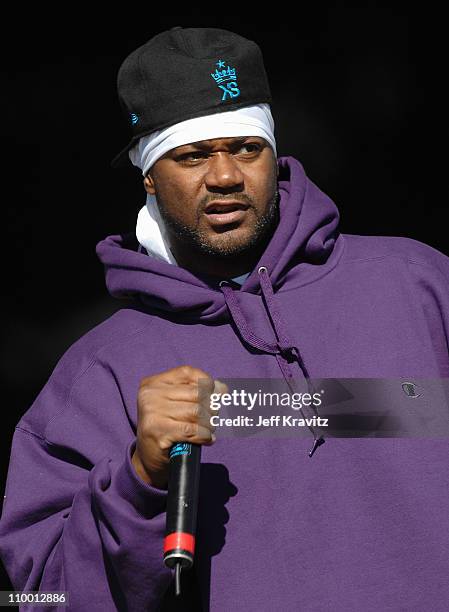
left=219, top=266, right=325, bottom=457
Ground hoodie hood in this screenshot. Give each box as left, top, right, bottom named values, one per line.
left=96, top=156, right=344, bottom=323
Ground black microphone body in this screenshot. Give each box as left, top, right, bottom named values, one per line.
left=163, top=442, right=202, bottom=586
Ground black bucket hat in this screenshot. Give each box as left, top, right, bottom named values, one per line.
left=111, top=27, right=272, bottom=168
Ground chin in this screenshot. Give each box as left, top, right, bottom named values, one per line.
left=198, top=229, right=262, bottom=258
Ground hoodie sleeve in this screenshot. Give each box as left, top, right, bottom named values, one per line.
left=0, top=357, right=174, bottom=611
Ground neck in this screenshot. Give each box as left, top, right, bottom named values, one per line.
left=170, top=242, right=267, bottom=279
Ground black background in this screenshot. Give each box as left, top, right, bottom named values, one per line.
left=1, top=10, right=447, bottom=591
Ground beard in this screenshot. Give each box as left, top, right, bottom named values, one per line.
left=155, top=189, right=280, bottom=261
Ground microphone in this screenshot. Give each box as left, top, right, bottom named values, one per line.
left=163, top=442, right=202, bottom=597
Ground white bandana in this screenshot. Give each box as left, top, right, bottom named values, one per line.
left=129, top=103, right=276, bottom=177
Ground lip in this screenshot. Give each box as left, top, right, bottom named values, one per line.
left=204, top=208, right=249, bottom=226
left=204, top=201, right=250, bottom=214
left=203, top=201, right=250, bottom=226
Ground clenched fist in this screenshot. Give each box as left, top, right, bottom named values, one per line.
left=131, top=365, right=227, bottom=489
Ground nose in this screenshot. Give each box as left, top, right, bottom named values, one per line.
left=204, top=152, right=244, bottom=193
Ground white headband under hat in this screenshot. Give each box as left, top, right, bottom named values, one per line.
left=129, top=103, right=276, bottom=177
left=131, top=103, right=277, bottom=267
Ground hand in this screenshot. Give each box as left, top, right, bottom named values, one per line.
left=131, top=365, right=227, bottom=489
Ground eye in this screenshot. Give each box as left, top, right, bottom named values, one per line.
left=176, top=151, right=209, bottom=163
left=236, top=142, right=262, bottom=155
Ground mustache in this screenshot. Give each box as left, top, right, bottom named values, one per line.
left=198, top=193, right=254, bottom=213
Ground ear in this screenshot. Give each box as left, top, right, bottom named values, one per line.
left=143, top=173, right=156, bottom=195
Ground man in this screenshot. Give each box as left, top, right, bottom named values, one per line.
left=1, top=27, right=449, bottom=611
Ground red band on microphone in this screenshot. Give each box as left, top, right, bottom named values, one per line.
left=164, top=532, right=195, bottom=555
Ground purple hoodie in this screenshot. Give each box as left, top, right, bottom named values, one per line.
left=1, top=157, right=449, bottom=611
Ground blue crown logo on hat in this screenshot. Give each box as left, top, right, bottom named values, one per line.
left=210, top=60, right=240, bottom=102
left=130, top=113, right=139, bottom=125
